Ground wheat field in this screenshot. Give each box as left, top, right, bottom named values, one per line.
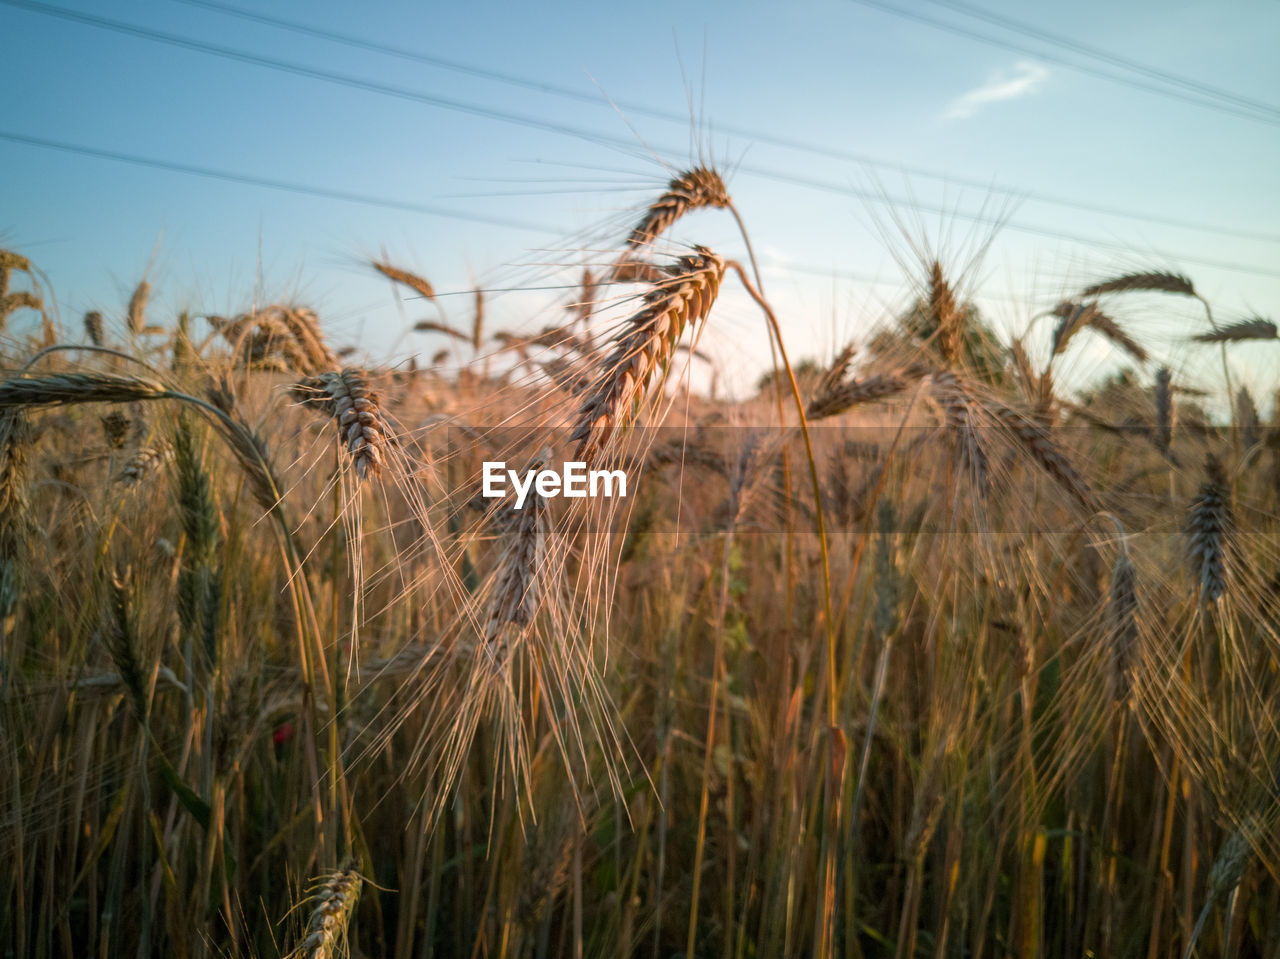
left=1, top=171, right=1279, bottom=959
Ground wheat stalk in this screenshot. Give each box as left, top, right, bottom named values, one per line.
left=572, top=247, right=725, bottom=464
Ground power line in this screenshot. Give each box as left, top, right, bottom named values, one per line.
left=7, top=125, right=1279, bottom=286
left=165, top=0, right=1280, bottom=245
left=730, top=162, right=1280, bottom=280
left=0, top=129, right=565, bottom=235
left=917, top=0, right=1280, bottom=119
left=4, top=1, right=1279, bottom=281
left=846, top=0, right=1280, bottom=126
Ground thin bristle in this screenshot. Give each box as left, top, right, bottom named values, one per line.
left=814, top=341, right=857, bottom=399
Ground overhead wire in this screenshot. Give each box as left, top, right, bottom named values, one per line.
left=162, top=0, right=1280, bottom=244
left=3, top=0, right=1278, bottom=281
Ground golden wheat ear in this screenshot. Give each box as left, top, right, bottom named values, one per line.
left=626, top=167, right=731, bottom=251
left=289, top=860, right=362, bottom=959
left=372, top=259, right=436, bottom=304
left=125, top=279, right=150, bottom=336
left=572, top=247, right=725, bottom=465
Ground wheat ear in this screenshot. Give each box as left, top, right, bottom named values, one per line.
left=1049, top=300, right=1148, bottom=363
left=291, top=860, right=362, bottom=959
left=1079, top=271, right=1196, bottom=298
left=84, top=310, right=104, bottom=346
left=572, top=248, right=725, bottom=464
left=292, top=370, right=389, bottom=481
left=930, top=372, right=989, bottom=495
left=928, top=260, right=965, bottom=365
left=126, top=279, right=150, bottom=336
left=483, top=449, right=550, bottom=667
left=1192, top=317, right=1277, bottom=343
left=372, top=260, right=436, bottom=303
left=1188, top=454, right=1230, bottom=604
left=807, top=373, right=907, bottom=420
left=626, top=167, right=730, bottom=250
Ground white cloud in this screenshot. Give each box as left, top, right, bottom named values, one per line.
left=944, top=60, right=1050, bottom=120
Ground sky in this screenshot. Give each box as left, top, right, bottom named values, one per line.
left=2, top=0, right=1278, bottom=401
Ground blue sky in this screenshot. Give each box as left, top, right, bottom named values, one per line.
left=3, top=0, right=1277, bottom=399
